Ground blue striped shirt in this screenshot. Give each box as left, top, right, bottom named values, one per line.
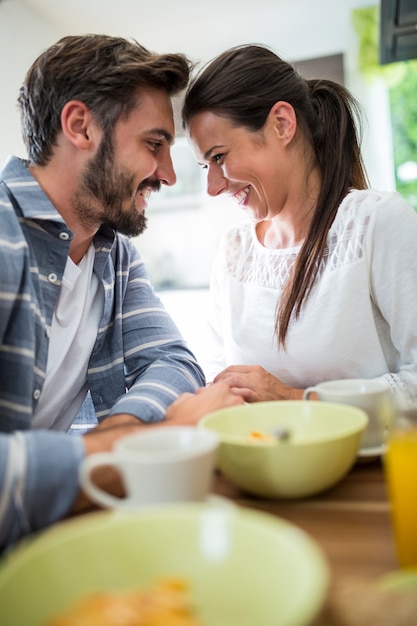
left=0, top=156, right=205, bottom=550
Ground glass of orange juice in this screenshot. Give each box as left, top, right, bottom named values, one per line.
left=384, top=394, right=417, bottom=569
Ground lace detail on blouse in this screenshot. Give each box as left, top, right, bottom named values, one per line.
left=221, top=192, right=371, bottom=290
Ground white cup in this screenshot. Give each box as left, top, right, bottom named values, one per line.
left=303, top=379, right=394, bottom=450
left=79, top=426, right=219, bottom=509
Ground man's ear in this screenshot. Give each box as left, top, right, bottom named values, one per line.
left=60, top=100, right=97, bottom=150
left=268, top=101, right=297, bottom=144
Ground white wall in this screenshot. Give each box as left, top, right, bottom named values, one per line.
left=0, top=0, right=61, bottom=166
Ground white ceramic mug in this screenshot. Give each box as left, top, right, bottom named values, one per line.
left=79, top=426, right=219, bottom=509
left=303, top=379, right=394, bottom=450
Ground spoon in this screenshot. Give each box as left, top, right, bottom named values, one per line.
left=271, top=427, right=291, bottom=441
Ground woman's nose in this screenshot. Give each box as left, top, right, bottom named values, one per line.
left=207, top=166, right=227, bottom=197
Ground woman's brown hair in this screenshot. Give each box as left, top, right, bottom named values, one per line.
left=182, top=44, right=368, bottom=347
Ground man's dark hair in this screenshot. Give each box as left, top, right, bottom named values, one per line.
left=18, top=34, right=193, bottom=164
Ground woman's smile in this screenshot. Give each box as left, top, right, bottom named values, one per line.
left=232, top=185, right=251, bottom=206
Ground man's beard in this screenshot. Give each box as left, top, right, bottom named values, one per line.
left=72, top=133, right=156, bottom=237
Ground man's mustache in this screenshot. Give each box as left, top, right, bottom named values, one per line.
left=138, top=179, right=161, bottom=194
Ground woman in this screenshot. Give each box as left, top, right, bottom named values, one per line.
left=182, top=44, right=417, bottom=405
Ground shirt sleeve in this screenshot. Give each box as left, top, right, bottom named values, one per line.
left=0, top=430, right=85, bottom=552
left=367, top=191, right=417, bottom=399
left=104, top=241, right=206, bottom=423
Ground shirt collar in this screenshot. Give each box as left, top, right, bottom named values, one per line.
left=1, top=156, right=65, bottom=223
left=2, top=155, right=117, bottom=249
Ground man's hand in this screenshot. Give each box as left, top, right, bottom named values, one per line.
left=165, top=381, right=244, bottom=423
left=72, top=414, right=143, bottom=514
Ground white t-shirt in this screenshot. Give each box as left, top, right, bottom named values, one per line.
left=33, top=244, right=104, bottom=431
left=205, top=189, right=417, bottom=400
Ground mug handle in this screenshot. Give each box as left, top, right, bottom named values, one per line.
left=303, top=387, right=318, bottom=400
left=79, top=452, right=128, bottom=509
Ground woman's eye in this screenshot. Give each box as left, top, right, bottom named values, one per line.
left=199, top=154, right=225, bottom=170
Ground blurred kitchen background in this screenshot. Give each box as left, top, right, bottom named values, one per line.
left=1, top=0, right=416, bottom=372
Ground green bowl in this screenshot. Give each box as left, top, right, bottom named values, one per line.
left=377, top=567, right=417, bottom=592
left=199, top=400, right=368, bottom=498
left=0, top=503, right=329, bottom=626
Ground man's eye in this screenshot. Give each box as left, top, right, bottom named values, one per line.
left=213, top=153, right=224, bottom=164
left=149, top=142, right=161, bottom=151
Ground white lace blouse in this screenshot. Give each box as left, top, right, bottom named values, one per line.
left=205, top=189, right=417, bottom=400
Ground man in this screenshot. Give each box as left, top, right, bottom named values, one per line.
left=0, top=34, right=242, bottom=551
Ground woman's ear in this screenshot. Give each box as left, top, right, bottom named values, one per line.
left=60, top=100, right=97, bottom=150
left=268, top=101, right=297, bottom=144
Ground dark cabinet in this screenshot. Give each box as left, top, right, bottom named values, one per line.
left=380, top=0, right=417, bottom=64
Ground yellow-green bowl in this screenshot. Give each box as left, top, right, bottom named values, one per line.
left=199, top=400, right=368, bottom=498
left=377, top=567, right=417, bottom=592
left=0, top=503, right=329, bottom=626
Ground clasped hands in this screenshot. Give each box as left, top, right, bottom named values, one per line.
left=211, top=364, right=304, bottom=402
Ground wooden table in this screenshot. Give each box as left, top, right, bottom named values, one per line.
left=212, top=457, right=417, bottom=625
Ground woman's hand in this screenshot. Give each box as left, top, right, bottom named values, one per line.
left=165, top=381, right=244, bottom=424
left=213, top=365, right=304, bottom=402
